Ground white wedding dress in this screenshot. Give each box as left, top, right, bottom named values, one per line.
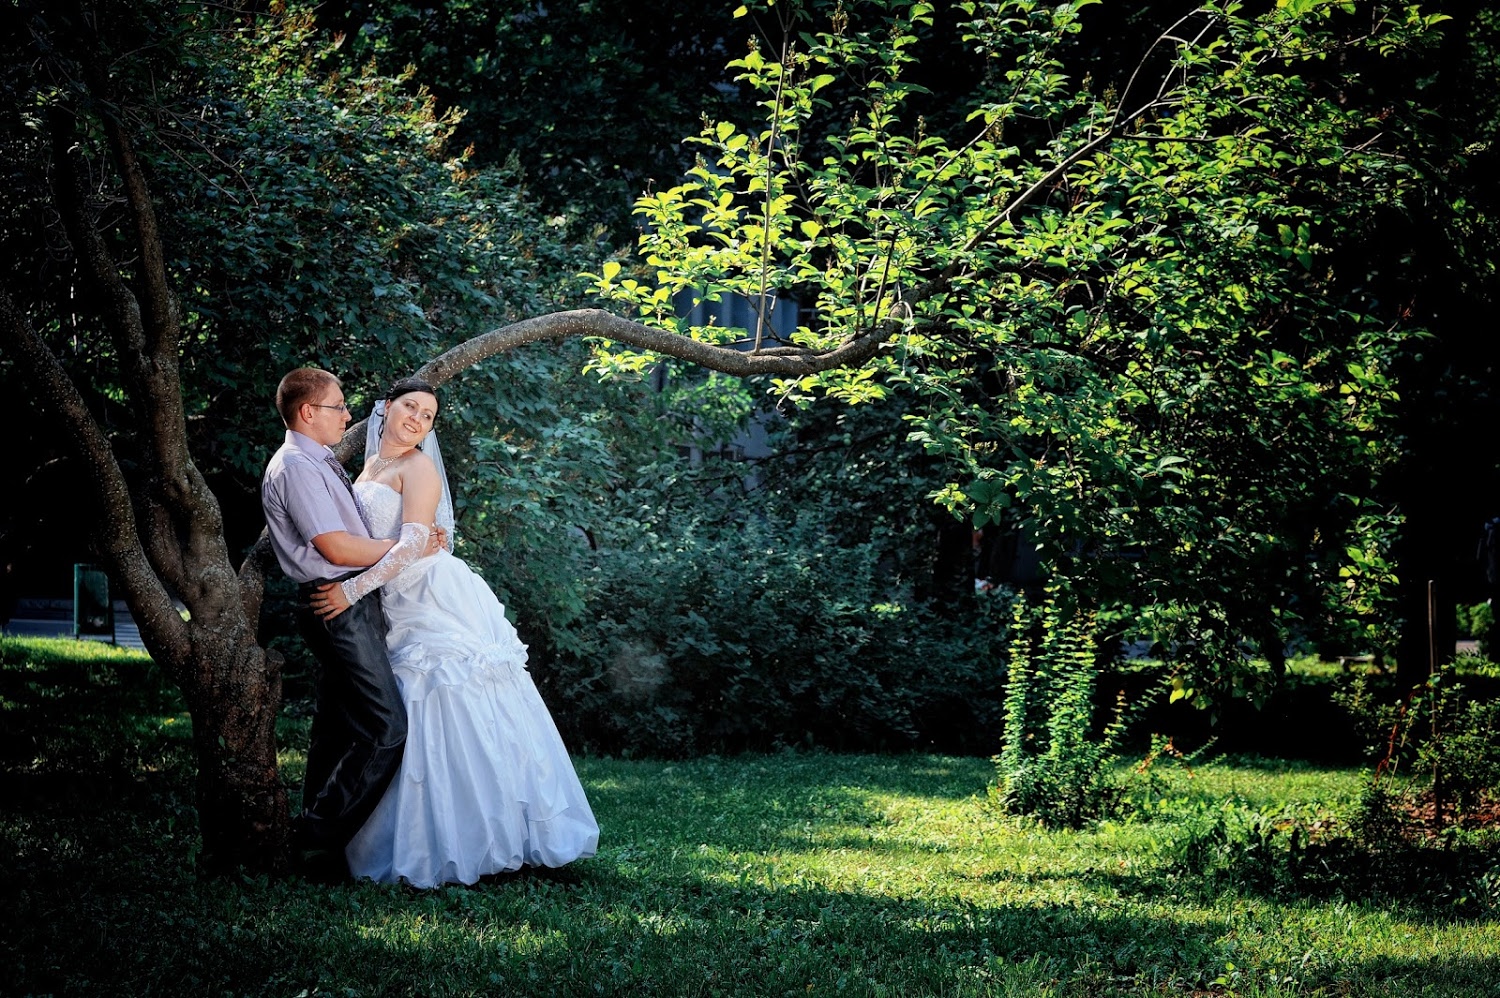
left=344, top=481, right=598, bottom=887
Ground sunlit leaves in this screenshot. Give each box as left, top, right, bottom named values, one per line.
left=587, top=0, right=1431, bottom=693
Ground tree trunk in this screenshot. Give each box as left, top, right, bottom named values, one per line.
left=184, top=632, right=288, bottom=872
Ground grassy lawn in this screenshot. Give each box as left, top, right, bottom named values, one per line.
left=3, top=637, right=1499, bottom=996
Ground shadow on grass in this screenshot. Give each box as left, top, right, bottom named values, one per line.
left=1143, top=841, right=1499, bottom=918
left=7, top=837, right=1251, bottom=995
left=0, top=642, right=193, bottom=798
left=10, top=835, right=1500, bottom=996
left=6, top=639, right=1500, bottom=996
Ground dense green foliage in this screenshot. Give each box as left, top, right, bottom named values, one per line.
left=3, top=1, right=1457, bottom=689
left=281, top=0, right=1500, bottom=711
left=7, top=0, right=1497, bottom=870
left=406, top=373, right=1017, bottom=756
left=541, top=511, right=1011, bottom=756
left=3, top=0, right=601, bottom=552
left=594, top=0, right=1440, bottom=699
left=6, top=638, right=1500, bottom=997
left=316, top=0, right=752, bottom=244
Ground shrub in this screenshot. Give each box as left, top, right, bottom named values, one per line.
left=1333, top=663, right=1500, bottom=832
left=992, top=592, right=1133, bottom=828
left=535, top=513, right=1013, bottom=756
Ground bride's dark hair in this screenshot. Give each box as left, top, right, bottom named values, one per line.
left=384, top=377, right=440, bottom=406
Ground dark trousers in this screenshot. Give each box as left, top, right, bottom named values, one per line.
left=293, top=582, right=407, bottom=851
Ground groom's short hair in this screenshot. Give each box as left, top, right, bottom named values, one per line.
left=276, top=368, right=339, bottom=426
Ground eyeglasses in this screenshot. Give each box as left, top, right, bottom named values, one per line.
left=308, top=402, right=350, bottom=413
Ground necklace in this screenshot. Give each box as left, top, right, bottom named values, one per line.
left=365, top=451, right=405, bottom=478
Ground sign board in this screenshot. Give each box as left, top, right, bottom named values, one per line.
left=73, top=563, right=114, bottom=641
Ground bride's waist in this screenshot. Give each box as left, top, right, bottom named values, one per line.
left=384, top=548, right=450, bottom=593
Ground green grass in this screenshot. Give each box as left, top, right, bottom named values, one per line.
left=3, top=636, right=1500, bottom=996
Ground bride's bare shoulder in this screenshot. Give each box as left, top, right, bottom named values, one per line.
left=404, top=447, right=436, bottom=468
left=399, top=449, right=440, bottom=494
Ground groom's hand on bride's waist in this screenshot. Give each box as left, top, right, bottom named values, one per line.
left=310, top=582, right=352, bottom=621
left=308, top=524, right=445, bottom=619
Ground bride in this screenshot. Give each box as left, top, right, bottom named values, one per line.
left=310, top=377, right=598, bottom=887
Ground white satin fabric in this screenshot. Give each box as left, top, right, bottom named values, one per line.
left=344, top=481, right=598, bottom=887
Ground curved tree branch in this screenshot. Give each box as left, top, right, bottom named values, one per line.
left=415, top=308, right=898, bottom=386
left=239, top=303, right=905, bottom=580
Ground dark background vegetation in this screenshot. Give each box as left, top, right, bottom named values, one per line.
left=3, top=0, right=1499, bottom=759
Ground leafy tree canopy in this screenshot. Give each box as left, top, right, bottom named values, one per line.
left=591, top=0, right=1446, bottom=695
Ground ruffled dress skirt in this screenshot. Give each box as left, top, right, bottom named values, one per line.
left=344, top=549, right=598, bottom=887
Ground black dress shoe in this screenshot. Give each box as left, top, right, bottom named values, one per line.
left=292, top=846, right=350, bottom=885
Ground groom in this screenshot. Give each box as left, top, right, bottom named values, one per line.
left=261, top=367, right=436, bottom=880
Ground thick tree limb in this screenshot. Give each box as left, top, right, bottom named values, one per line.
left=414, top=308, right=897, bottom=386
left=97, top=102, right=196, bottom=482
left=51, top=89, right=240, bottom=618
left=0, top=289, right=192, bottom=668
left=48, top=111, right=148, bottom=358
left=239, top=302, right=901, bottom=580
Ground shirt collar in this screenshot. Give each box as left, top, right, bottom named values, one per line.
left=285, top=429, right=335, bottom=456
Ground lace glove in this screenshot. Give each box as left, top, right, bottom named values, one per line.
left=339, top=522, right=431, bottom=605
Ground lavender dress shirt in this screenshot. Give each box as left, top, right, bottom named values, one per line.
left=261, top=430, right=370, bottom=584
